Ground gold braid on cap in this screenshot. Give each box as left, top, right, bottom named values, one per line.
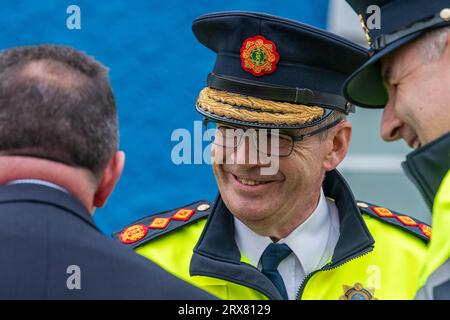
left=196, top=87, right=324, bottom=125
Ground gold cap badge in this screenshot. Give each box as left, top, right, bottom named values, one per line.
left=240, top=35, right=280, bottom=76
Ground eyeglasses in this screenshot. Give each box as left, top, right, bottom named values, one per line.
left=203, top=117, right=342, bottom=157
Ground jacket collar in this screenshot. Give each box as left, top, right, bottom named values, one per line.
left=0, top=183, right=97, bottom=229
left=190, top=193, right=284, bottom=300
left=322, top=170, right=374, bottom=264
left=402, top=131, right=450, bottom=211
left=190, top=169, right=374, bottom=298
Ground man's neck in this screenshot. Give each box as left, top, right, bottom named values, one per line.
left=0, top=156, right=96, bottom=214
left=272, top=191, right=322, bottom=241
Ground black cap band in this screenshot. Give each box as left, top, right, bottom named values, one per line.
left=207, top=73, right=352, bottom=114
left=373, top=13, right=450, bottom=51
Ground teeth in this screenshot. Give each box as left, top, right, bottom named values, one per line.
left=237, top=177, right=265, bottom=186
left=412, top=140, right=421, bottom=149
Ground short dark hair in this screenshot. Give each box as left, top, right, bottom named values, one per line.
left=0, top=45, right=118, bottom=178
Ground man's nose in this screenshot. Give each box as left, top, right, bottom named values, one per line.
left=380, top=99, right=403, bottom=142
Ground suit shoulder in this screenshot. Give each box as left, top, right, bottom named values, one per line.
left=356, top=201, right=431, bottom=243
left=111, top=199, right=212, bottom=249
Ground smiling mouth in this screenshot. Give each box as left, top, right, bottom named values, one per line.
left=409, top=137, right=422, bottom=150
left=232, top=174, right=272, bottom=186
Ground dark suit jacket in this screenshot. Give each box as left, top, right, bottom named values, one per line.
left=0, top=183, right=214, bottom=299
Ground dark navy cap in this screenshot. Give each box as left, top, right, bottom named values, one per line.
left=192, top=11, right=368, bottom=129
left=344, top=0, right=450, bottom=108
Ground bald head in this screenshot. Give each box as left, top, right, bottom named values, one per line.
left=17, top=59, right=88, bottom=90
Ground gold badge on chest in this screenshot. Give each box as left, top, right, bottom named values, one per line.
left=340, top=283, right=378, bottom=300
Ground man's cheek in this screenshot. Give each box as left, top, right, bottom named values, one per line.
left=401, top=94, right=423, bottom=125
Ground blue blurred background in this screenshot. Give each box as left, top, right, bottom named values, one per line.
left=0, top=0, right=429, bottom=236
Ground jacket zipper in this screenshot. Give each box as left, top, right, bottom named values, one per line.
left=295, top=246, right=374, bottom=300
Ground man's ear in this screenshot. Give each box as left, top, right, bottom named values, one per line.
left=93, top=151, right=125, bottom=208
left=322, top=120, right=352, bottom=171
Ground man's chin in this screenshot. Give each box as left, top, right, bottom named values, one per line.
left=222, top=194, right=275, bottom=220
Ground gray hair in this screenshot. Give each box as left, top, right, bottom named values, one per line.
left=416, top=26, right=449, bottom=62
left=317, top=110, right=347, bottom=141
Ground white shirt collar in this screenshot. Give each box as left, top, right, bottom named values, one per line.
left=6, top=179, right=68, bottom=193
left=234, top=188, right=332, bottom=275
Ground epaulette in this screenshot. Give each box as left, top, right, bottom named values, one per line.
left=112, top=200, right=212, bottom=249
left=356, top=201, right=431, bottom=243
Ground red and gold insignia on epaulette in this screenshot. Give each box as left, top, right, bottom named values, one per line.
left=149, top=217, right=170, bottom=229
left=240, top=35, right=280, bottom=77
left=119, top=224, right=148, bottom=244
left=419, top=224, right=432, bottom=238
left=396, top=215, right=418, bottom=227
left=371, top=207, right=396, bottom=218
left=172, top=208, right=195, bottom=221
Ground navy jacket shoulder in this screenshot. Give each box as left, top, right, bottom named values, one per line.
left=0, top=183, right=214, bottom=300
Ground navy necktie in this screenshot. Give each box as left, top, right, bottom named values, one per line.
left=261, top=243, right=292, bottom=300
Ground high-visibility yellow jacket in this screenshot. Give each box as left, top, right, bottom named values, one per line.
left=403, top=132, right=450, bottom=299
left=114, top=170, right=431, bottom=300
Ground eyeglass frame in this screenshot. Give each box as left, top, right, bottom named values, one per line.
left=202, top=117, right=343, bottom=157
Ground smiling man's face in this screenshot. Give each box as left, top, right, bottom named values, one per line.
left=211, top=120, right=351, bottom=239
left=380, top=29, right=450, bottom=148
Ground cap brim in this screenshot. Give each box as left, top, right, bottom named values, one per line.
left=343, top=32, right=423, bottom=108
